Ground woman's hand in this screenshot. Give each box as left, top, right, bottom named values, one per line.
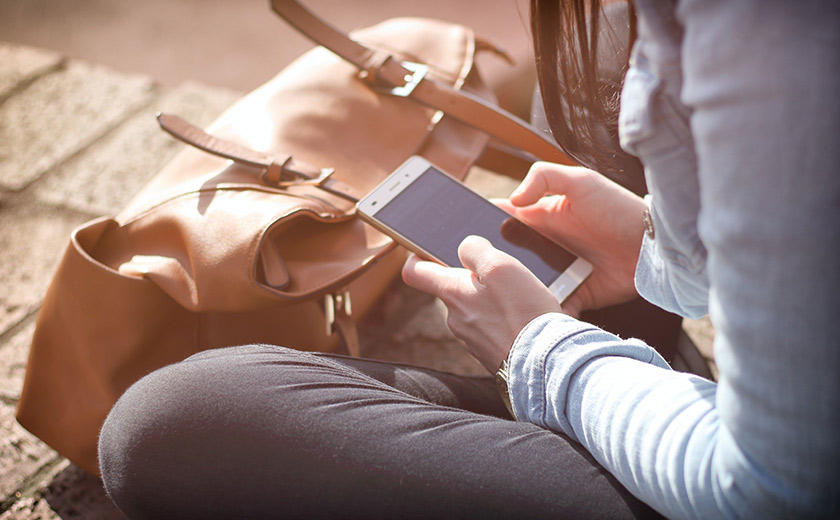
left=402, top=236, right=562, bottom=373
left=501, top=162, right=647, bottom=315
left=401, top=161, right=646, bottom=372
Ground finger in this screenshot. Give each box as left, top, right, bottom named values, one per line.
left=457, top=235, right=520, bottom=280
left=492, top=199, right=539, bottom=227
left=509, top=161, right=584, bottom=207
left=495, top=195, right=562, bottom=226
left=402, top=254, right=468, bottom=298
left=491, top=198, right=516, bottom=214
left=491, top=199, right=533, bottom=227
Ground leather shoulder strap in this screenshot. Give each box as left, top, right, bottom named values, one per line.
left=270, top=0, right=574, bottom=166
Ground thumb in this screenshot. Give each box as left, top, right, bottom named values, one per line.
left=457, top=235, right=522, bottom=281
left=402, top=253, right=470, bottom=298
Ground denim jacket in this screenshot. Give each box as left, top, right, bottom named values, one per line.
left=508, top=1, right=840, bottom=518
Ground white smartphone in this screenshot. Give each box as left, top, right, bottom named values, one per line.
left=357, top=156, right=592, bottom=303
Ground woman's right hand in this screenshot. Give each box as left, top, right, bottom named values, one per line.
left=499, top=162, right=648, bottom=315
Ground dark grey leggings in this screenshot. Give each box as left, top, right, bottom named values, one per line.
left=98, top=345, right=662, bottom=519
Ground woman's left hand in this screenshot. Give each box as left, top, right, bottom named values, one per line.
left=402, top=235, right=563, bottom=373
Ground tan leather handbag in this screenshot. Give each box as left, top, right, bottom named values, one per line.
left=17, top=1, right=572, bottom=475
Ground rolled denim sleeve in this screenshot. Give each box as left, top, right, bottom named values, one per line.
left=507, top=313, right=671, bottom=433
left=507, top=314, right=722, bottom=518
left=635, top=224, right=709, bottom=320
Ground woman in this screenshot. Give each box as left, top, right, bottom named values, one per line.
left=98, top=0, right=839, bottom=518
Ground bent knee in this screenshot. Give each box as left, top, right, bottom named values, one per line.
left=98, top=345, right=284, bottom=512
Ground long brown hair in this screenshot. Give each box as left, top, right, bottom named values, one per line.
left=531, top=0, right=641, bottom=188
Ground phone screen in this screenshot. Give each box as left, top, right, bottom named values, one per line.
left=373, top=165, right=577, bottom=285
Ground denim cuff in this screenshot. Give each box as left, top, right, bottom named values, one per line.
left=635, top=223, right=710, bottom=319
left=507, top=313, right=669, bottom=438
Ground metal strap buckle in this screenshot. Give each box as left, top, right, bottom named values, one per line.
left=324, top=291, right=352, bottom=336
left=388, top=62, right=429, bottom=97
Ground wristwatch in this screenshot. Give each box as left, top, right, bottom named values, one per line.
left=495, top=359, right=515, bottom=418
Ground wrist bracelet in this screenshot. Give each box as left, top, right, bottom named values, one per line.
left=495, top=359, right=515, bottom=419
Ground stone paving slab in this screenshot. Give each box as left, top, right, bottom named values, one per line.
left=0, top=403, right=58, bottom=508
left=0, top=202, right=88, bottom=337
left=0, top=59, right=153, bottom=191
left=0, top=323, right=34, bottom=402
left=0, top=495, right=58, bottom=520
left=0, top=461, right=123, bottom=520
left=33, top=81, right=239, bottom=216
left=0, top=44, right=62, bottom=102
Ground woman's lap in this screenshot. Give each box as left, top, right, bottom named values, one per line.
left=98, top=345, right=660, bottom=519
